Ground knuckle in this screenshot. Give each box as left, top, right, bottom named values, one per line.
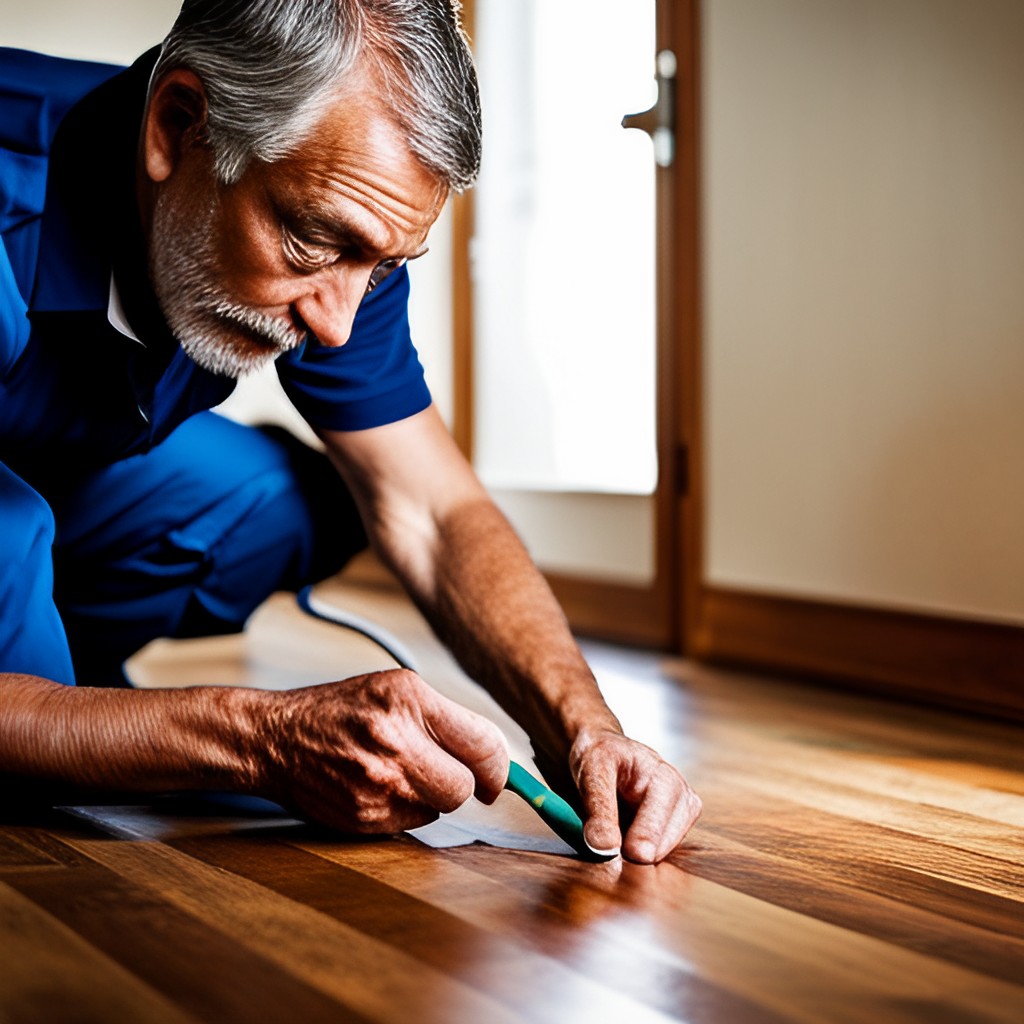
left=363, top=669, right=424, bottom=717
left=630, top=827, right=659, bottom=846
left=351, top=807, right=392, bottom=833
left=363, top=670, right=399, bottom=705
left=390, top=668, right=423, bottom=698
left=364, top=714, right=405, bottom=757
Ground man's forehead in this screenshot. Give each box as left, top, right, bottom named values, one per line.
left=258, top=94, right=447, bottom=246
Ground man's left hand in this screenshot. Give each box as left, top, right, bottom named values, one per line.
left=569, top=728, right=702, bottom=864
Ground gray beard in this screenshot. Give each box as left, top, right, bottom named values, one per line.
left=149, top=189, right=304, bottom=379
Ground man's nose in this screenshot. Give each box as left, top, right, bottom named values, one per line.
left=292, top=265, right=369, bottom=348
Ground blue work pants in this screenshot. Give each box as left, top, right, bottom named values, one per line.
left=1, top=412, right=366, bottom=686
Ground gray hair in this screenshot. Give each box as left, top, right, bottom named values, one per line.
left=152, top=0, right=481, bottom=191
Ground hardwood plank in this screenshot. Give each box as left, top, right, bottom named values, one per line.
left=443, top=846, right=1024, bottom=1024
left=0, top=814, right=102, bottom=869
left=694, top=787, right=1024, bottom=940
left=878, top=757, right=1024, bottom=796
left=0, top=881, right=197, bottom=1024
left=662, top=659, right=1024, bottom=772
left=171, top=832, right=686, bottom=1024
left=682, top=827, right=1024, bottom=985
left=297, top=837, right=793, bottom=1024
left=2, top=859, right=366, bottom=1024
left=56, top=832, right=545, bottom=1024
left=6, top=587, right=1024, bottom=1024
left=708, top=757, right=1024, bottom=866
left=693, top=724, right=1024, bottom=844
left=0, top=828, right=63, bottom=870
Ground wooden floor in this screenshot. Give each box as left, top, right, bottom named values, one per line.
left=2, top=581, right=1023, bottom=1023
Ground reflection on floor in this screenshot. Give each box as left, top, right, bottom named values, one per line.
left=2, top=577, right=1022, bottom=1023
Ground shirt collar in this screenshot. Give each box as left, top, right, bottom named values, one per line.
left=107, top=272, right=143, bottom=345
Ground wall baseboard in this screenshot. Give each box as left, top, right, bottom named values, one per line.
left=693, top=587, right=1024, bottom=721
left=339, top=553, right=675, bottom=650
left=546, top=573, right=674, bottom=650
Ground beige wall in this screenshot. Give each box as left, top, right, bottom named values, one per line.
left=703, top=0, right=1024, bottom=625
left=1, top=0, right=180, bottom=63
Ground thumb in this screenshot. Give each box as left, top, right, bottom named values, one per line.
left=576, top=758, right=623, bottom=857
left=419, top=687, right=510, bottom=805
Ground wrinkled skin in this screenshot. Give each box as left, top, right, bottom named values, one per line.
left=259, top=670, right=510, bottom=833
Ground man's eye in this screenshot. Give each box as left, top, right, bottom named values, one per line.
left=366, top=257, right=407, bottom=294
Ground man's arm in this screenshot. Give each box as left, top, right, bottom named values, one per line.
left=0, top=671, right=508, bottom=830
left=319, top=405, right=702, bottom=863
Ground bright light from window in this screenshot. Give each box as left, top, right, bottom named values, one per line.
left=473, top=0, right=658, bottom=495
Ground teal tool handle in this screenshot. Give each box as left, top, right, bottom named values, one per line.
left=504, top=760, right=617, bottom=862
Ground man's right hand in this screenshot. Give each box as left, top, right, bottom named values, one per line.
left=254, top=669, right=510, bottom=834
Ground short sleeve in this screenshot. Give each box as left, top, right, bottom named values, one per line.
left=275, top=264, right=432, bottom=432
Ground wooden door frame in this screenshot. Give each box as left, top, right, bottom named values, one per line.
left=452, top=0, right=688, bottom=650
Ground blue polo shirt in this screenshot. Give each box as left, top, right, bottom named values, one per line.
left=0, top=45, right=431, bottom=484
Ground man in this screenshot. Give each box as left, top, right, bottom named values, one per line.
left=0, top=0, right=701, bottom=863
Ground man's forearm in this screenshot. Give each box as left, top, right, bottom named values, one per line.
left=377, top=496, right=623, bottom=769
left=319, top=410, right=620, bottom=765
left=321, top=411, right=701, bottom=862
left=0, top=675, right=262, bottom=797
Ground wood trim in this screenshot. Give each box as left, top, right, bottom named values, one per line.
left=694, top=586, right=1024, bottom=720
left=340, top=554, right=669, bottom=648
left=450, top=189, right=475, bottom=460
left=450, top=0, right=476, bottom=460
left=673, top=0, right=705, bottom=655
left=545, top=573, right=672, bottom=650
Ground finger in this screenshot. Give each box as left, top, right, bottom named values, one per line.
left=400, top=731, right=478, bottom=814
left=576, top=756, right=623, bottom=857
left=417, top=685, right=510, bottom=804
left=285, top=780, right=441, bottom=836
left=347, top=796, right=441, bottom=835
left=621, top=764, right=684, bottom=864
left=653, top=784, right=703, bottom=863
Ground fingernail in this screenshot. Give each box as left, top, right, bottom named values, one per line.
left=585, top=838, right=621, bottom=858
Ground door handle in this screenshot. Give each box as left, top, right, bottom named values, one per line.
left=621, top=49, right=677, bottom=167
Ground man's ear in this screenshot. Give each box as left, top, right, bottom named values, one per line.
left=143, top=68, right=210, bottom=183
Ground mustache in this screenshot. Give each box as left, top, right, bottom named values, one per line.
left=201, top=297, right=307, bottom=352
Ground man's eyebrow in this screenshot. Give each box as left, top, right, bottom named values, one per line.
left=298, top=209, right=426, bottom=259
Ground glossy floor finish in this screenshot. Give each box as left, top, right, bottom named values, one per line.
left=2, top=582, right=1023, bottom=1023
